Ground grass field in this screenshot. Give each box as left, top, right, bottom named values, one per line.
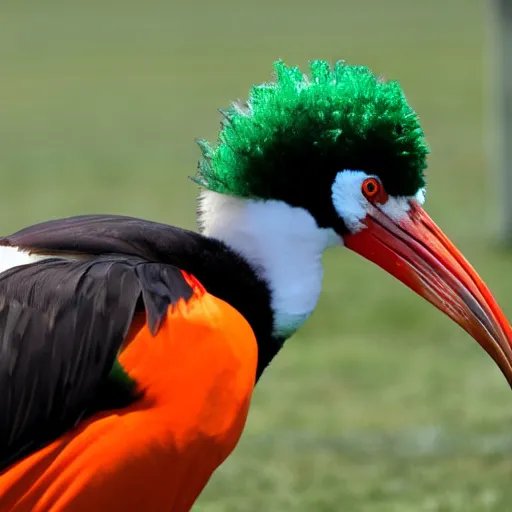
left=2, top=0, right=512, bottom=510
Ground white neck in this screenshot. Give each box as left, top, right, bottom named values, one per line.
left=198, top=191, right=341, bottom=338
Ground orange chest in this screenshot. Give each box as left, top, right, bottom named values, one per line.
left=0, top=290, right=258, bottom=512
left=119, top=293, right=259, bottom=465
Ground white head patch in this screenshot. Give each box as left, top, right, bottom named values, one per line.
left=331, top=170, right=426, bottom=233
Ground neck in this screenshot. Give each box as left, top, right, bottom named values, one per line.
left=198, top=191, right=340, bottom=338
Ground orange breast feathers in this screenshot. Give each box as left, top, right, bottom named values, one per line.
left=0, top=274, right=258, bottom=512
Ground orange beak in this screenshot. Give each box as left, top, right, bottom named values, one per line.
left=343, top=201, right=512, bottom=387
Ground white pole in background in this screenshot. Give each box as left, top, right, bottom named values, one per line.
left=489, top=0, right=512, bottom=244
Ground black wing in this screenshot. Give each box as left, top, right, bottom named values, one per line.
left=1, top=214, right=279, bottom=379
left=0, top=255, right=192, bottom=470
left=1, top=214, right=200, bottom=262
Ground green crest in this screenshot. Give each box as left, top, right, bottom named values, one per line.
left=195, top=59, right=429, bottom=206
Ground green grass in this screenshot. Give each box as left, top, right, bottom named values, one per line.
left=2, top=0, right=512, bottom=510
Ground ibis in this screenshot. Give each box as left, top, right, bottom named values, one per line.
left=0, top=60, right=510, bottom=511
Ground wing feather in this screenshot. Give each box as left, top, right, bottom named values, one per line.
left=0, top=255, right=193, bottom=470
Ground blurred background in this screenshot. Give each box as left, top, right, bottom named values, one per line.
left=2, top=0, right=511, bottom=510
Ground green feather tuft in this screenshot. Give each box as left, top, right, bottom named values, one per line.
left=108, top=357, right=136, bottom=392
left=196, top=59, right=429, bottom=201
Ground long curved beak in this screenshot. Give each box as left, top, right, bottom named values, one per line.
left=343, top=201, right=512, bottom=387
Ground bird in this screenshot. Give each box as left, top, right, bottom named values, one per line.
left=0, top=59, right=510, bottom=511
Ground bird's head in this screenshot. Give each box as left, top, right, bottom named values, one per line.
left=195, top=59, right=512, bottom=386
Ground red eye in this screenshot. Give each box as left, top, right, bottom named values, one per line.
left=362, top=177, right=387, bottom=203
left=362, top=177, right=380, bottom=198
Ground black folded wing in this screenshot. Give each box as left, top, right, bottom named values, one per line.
left=1, top=214, right=277, bottom=383
left=0, top=255, right=192, bottom=470
left=2, top=214, right=202, bottom=262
